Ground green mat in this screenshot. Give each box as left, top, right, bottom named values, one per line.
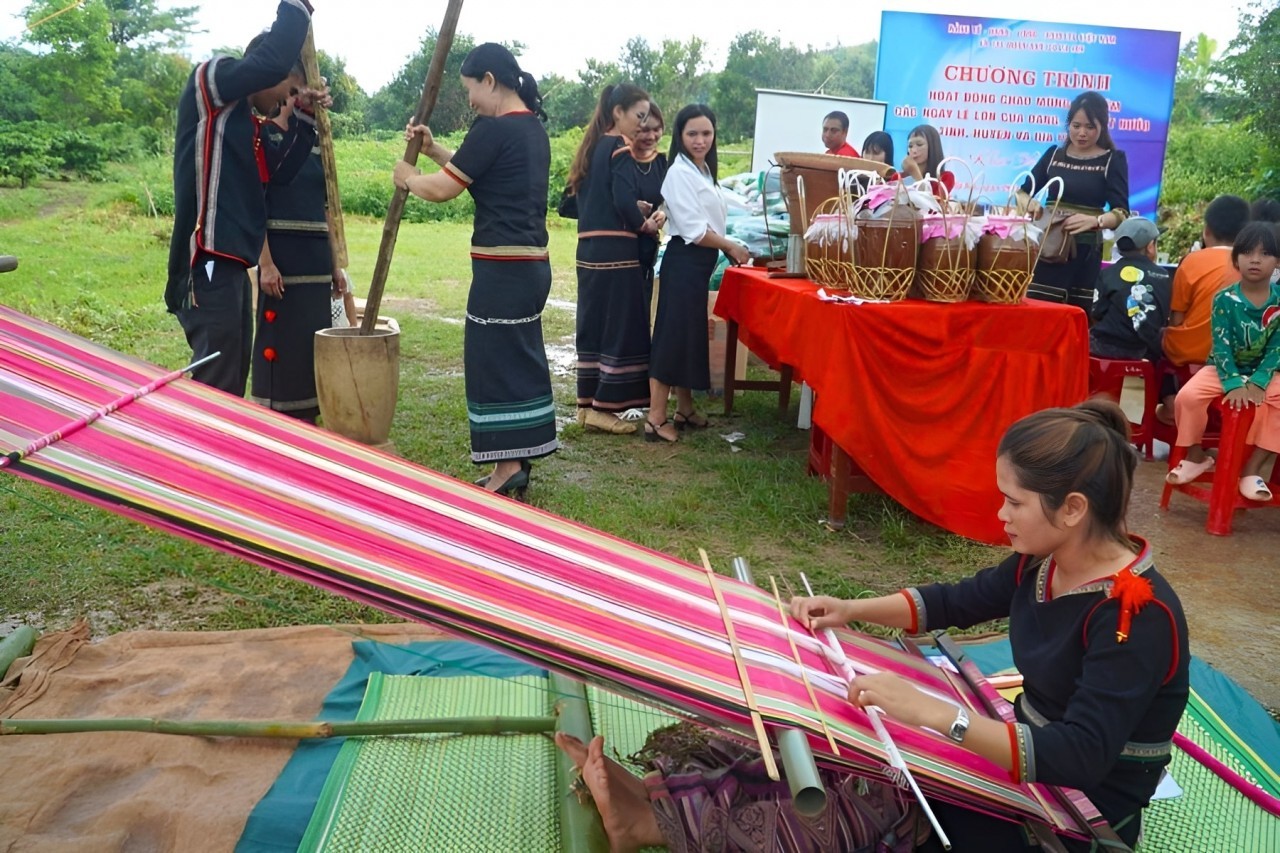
left=300, top=674, right=678, bottom=853
left=1138, top=694, right=1279, bottom=851
left=299, top=674, right=560, bottom=853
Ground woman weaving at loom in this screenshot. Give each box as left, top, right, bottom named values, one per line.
left=557, top=400, right=1189, bottom=852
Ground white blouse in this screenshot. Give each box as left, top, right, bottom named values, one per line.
left=661, top=153, right=726, bottom=244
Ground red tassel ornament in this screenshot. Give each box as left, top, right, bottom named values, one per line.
left=263, top=347, right=277, bottom=363
left=264, top=310, right=277, bottom=323
left=1108, top=566, right=1154, bottom=643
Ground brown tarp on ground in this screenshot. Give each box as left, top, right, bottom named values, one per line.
left=0, top=622, right=439, bottom=852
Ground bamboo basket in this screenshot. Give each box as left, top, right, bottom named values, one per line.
left=972, top=174, right=1063, bottom=304
left=913, top=159, right=978, bottom=302
left=803, top=198, right=857, bottom=290
left=974, top=228, right=1036, bottom=303
left=850, top=182, right=918, bottom=302
left=916, top=222, right=975, bottom=302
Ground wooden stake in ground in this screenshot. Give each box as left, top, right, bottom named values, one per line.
left=300, top=26, right=357, bottom=326
left=360, top=0, right=465, bottom=335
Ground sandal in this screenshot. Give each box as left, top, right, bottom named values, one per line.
left=583, top=408, right=637, bottom=435
left=673, top=410, right=709, bottom=430
left=644, top=418, right=678, bottom=443
left=1239, top=476, right=1273, bottom=502
left=1165, top=456, right=1215, bottom=485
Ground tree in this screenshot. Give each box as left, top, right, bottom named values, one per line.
left=1171, top=33, right=1222, bottom=126
left=0, top=44, right=42, bottom=124
left=365, top=30, right=480, bottom=132
left=648, top=37, right=713, bottom=115
left=22, top=0, right=122, bottom=123
left=541, top=58, right=620, bottom=134
left=102, top=0, right=199, bottom=50
left=1217, top=1, right=1280, bottom=195
left=713, top=32, right=818, bottom=140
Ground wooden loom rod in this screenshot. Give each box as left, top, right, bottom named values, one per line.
left=768, top=575, right=840, bottom=757
left=360, top=0, right=465, bottom=335
left=699, top=548, right=779, bottom=781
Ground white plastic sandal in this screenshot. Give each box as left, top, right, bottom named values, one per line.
left=1166, top=456, right=1215, bottom=485
left=1239, top=476, right=1273, bottom=501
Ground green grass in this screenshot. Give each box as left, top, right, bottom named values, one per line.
left=0, top=158, right=1003, bottom=639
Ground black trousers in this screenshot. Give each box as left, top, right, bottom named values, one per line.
left=176, top=255, right=253, bottom=396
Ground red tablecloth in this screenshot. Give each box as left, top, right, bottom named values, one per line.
left=714, top=267, right=1089, bottom=543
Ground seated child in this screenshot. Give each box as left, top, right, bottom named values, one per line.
left=1166, top=222, right=1280, bottom=500
left=1163, top=195, right=1250, bottom=366
left=1090, top=218, right=1171, bottom=361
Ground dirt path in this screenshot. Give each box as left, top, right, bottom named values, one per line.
left=1129, top=460, right=1280, bottom=711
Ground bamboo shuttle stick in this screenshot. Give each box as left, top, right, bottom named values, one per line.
left=1, top=352, right=218, bottom=469
left=699, top=548, right=779, bottom=781
left=0, top=715, right=556, bottom=738
left=769, top=575, right=840, bottom=757
left=361, top=0, right=465, bottom=334
left=800, top=572, right=950, bottom=850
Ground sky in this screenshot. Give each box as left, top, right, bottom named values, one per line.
left=0, top=0, right=1252, bottom=93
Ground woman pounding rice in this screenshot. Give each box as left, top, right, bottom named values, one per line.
left=394, top=43, right=557, bottom=497
left=558, top=400, right=1189, bottom=851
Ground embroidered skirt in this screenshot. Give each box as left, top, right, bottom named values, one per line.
left=465, top=257, right=559, bottom=463
left=575, top=235, right=651, bottom=412
left=251, top=232, right=333, bottom=422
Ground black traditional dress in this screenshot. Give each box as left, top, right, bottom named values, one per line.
left=251, top=125, right=333, bottom=422
left=626, top=148, right=667, bottom=317
left=653, top=153, right=724, bottom=391
left=574, top=136, right=653, bottom=413
left=1022, top=146, right=1130, bottom=311
left=443, top=112, right=558, bottom=464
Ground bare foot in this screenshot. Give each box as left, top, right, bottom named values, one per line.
left=555, top=733, right=665, bottom=851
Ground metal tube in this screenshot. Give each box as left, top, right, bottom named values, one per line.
left=730, top=556, right=754, bottom=585
left=776, top=727, right=828, bottom=816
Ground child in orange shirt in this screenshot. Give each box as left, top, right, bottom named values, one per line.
left=1157, top=195, right=1250, bottom=423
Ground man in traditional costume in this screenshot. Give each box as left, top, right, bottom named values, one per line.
left=165, top=0, right=318, bottom=396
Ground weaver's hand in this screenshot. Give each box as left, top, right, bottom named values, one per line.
left=258, top=261, right=284, bottom=299
left=637, top=200, right=654, bottom=216
left=1025, top=198, right=1043, bottom=218
left=790, top=595, right=851, bottom=631
left=849, top=672, right=944, bottom=730
left=900, top=156, right=923, bottom=181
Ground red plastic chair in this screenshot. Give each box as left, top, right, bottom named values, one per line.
left=1151, top=362, right=1222, bottom=452
left=1088, top=357, right=1158, bottom=459
left=1160, top=399, right=1280, bottom=535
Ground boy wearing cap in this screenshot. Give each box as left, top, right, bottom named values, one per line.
left=1090, top=217, right=1171, bottom=362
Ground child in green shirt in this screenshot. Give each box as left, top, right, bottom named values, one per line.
left=1167, top=223, right=1280, bottom=500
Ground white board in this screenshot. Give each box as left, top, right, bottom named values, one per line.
left=749, top=89, right=888, bottom=176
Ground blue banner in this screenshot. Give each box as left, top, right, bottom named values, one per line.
left=874, top=13, right=1179, bottom=218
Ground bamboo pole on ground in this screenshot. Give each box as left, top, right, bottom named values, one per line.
left=300, top=25, right=356, bottom=326
left=549, top=672, right=609, bottom=853
left=360, top=0, right=465, bottom=335
left=0, top=716, right=555, bottom=738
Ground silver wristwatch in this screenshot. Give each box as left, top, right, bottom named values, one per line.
left=948, top=706, right=970, bottom=743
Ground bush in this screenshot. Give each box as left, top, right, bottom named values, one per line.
left=0, top=125, right=57, bottom=187
left=1159, top=122, right=1261, bottom=257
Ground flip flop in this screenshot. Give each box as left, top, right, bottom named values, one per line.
left=1166, top=456, right=1215, bottom=485
left=1239, top=476, right=1273, bottom=502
